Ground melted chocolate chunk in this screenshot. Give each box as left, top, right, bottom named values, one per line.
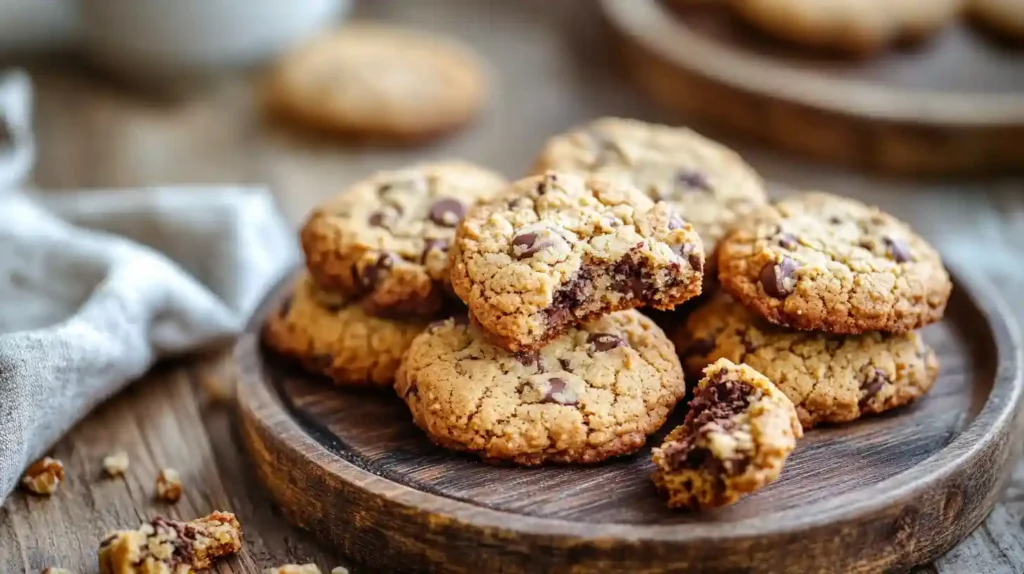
left=428, top=198, right=465, bottom=227
left=547, top=268, right=593, bottom=328
left=759, top=257, right=799, bottom=298
left=541, top=376, right=577, bottom=405
left=588, top=332, right=625, bottom=352
left=368, top=211, right=388, bottom=228
left=675, top=169, right=712, bottom=192
left=884, top=236, right=911, bottom=263
left=777, top=232, right=799, bottom=250
left=515, top=351, right=541, bottom=368
left=673, top=243, right=703, bottom=272
left=511, top=232, right=553, bottom=259
left=828, top=216, right=843, bottom=225
left=859, top=368, right=889, bottom=408
left=559, top=358, right=572, bottom=372
left=360, top=253, right=394, bottom=288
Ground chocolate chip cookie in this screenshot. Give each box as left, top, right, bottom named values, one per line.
left=302, top=161, right=507, bottom=316
left=395, top=310, right=687, bottom=465
left=970, top=0, right=1024, bottom=42
left=264, top=24, right=488, bottom=142
left=675, top=295, right=939, bottom=428
left=533, top=117, right=768, bottom=255
left=717, top=192, right=951, bottom=334
left=263, top=274, right=430, bottom=387
left=449, top=171, right=705, bottom=352
left=735, top=0, right=963, bottom=56
left=652, top=358, right=802, bottom=510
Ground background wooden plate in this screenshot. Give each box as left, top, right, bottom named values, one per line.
left=237, top=266, right=1023, bottom=573
left=601, top=0, right=1024, bottom=175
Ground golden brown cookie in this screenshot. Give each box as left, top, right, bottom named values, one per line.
left=301, top=161, right=507, bottom=316
left=652, top=358, right=802, bottom=510
left=450, top=171, right=705, bottom=352
left=674, top=295, right=939, bottom=428
left=264, top=24, right=488, bottom=142
left=717, top=192, right=951, bottom=334
left=263, top=274, right=430, bottom=387
left=395, top=310, right=686, bottom=465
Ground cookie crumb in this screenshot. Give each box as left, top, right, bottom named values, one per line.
left=98, top=511, right=242, bottom=574
left=264, top=565, right=322, bottom=574
left=102, top=451, right=129, bottom=478
left=21, top=457, right=65, bottom=495
left=155, top=468, right=182, bottom=503
left=41, top=568, right=72, bottom=574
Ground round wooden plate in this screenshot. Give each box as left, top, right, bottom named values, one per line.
left=237, top=266, right=1023, bottom=573
left=601, top=0, right=1024, bottom=175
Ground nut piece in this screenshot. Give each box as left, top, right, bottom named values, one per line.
left=21, top=457, right=65, bottom=495
left=155, top=468, right=182, bottom=503
left=102, top=451, right=130, bottom=478
left=265, top=566, right=322, bottom=574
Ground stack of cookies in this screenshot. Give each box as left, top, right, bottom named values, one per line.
left=263, top=117, right=951, bottom=512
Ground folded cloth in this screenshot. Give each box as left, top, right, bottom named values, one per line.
left=0, top=72, right=299, bottom=502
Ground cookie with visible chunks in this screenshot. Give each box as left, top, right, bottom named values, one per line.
left=533, top=117, right=768, bottom=254
left=395, top=310, right=687, bottom=465
left=734, top=0, right=963, bottom=56
left=98, top=511, right=242, bottom=574
left=674, top=295, right=939, bottom=428
left=264, top=24, right=488, bottom=142
left=263, top=274, right=430, bottom=387
left=449, top=171, right=705, bottom=352
left=302, top=161, right=506, bottom=316
left=717, top=192, right=951, bottom=334
left=652, top=358, right=801, bottom=510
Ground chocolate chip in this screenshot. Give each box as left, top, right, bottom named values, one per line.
left=737, top=329, right=758, bottom=354
left=428, top=198, right=464, bottom=227
left=675, top=169, right=712, bottom=191
left=588, top=332, right=625, bottom=352
left=559, top=358, right=572, bottom=372
left=759, top=257, right=799, bottom=298
left=859, top=368, right=889, bottom=408
left=511, top=232, right=553, bottom=259
left=673, top=243, right=702, bottom=272
left=777, top=232, right=799, bottom=250
left=828, top=216, right=843, bottom=225
left=421, top=238, right=448, bottom=262
left=884, top=236, right=911, bottom=263
left=515, top=351, right=540, bottom=367
left=684, top=337, right=715, bottom=357
left=542, top=376, right=578, bottom=405
left=360, top=253, right=393, bottom=288
left=368, top=211, right=388, bottom=228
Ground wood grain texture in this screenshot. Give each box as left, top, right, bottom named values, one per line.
left=602, top=0, right=1024, bottom=175
left=237, top=268, right=1024, bottom=573
left=1, top=0, right=1023, bottom=572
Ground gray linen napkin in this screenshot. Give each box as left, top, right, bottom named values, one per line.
left=0, top=71, right=299, bottom=502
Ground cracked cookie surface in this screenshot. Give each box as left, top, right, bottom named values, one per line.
left=302, top=161, right=507, bottom=316
left=717, top=192, right=951, bottom=334
left=449, top=171, right=705, bottom=352
left=264, top=24, right=488, bottom=141
left=395, top=310, right=686, bottom=465
left=533, top=117, right=767, bottom=254
left=263, top=274, right=430, bottom=387
left=652, top=359, right=801, bottom=510
left=98, top=511, right=242, bottom=574
left=735, top=0, right=963, bottom=56
left=674, top=295, right=939, bottom=428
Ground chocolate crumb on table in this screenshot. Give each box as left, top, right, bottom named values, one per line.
left=98, top=511, right=242, bottom=574
left=155, top=468, right=183, bottom=503
left=103, top=451, right=130, bottom=478
left=652, top=358, right=802, bottom=510
left=21, top=457, right=65, bottom=495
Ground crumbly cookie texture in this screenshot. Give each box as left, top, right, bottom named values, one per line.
left=675, top=295, right=939, bottom=428
left=98, top=511, right=242, bottom=574
left=302, top=161, right=506, bottom=316
left=395, top=310, right=687, bottom=465
left=264, top=24, right=487, bottom=142
left=263, top=274, right=430, bottom=387
left=533, top=117, right=767, bottom=253
left=652, top=358, right=802, bottom=510
left=450, top=171, right=705, bottom=352
left=735, top=0, right=963, bottom=56
left=970, top=0, right=1024, bottom=42
left=717, top=192, right=951, bottom=334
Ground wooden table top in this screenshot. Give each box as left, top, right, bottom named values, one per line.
left=2, top=1, right=1023, bottom=572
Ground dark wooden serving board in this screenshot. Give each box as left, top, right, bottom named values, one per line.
left=602, top=0, right=1024, bottom=175
left=236, top=266, right=1023, bottom=574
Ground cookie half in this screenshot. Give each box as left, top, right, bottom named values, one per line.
left=263, top=274, right=430, bottom=387
left=395, top=310, right=687, bottom=465
left=735, top=0, right=963, bottom=56
left=674, top=295, right=939, bottom=428
left=302, top=161, right=507, bottom=316
left=450, top=171, right=705, bottom=352
left=717, top=192, right=951, bottom=334
left=652, top=358, right=802, bottom=510
left=533, top=117, right=768, bottom=254
left=264, top=24, right=488, bottom=142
